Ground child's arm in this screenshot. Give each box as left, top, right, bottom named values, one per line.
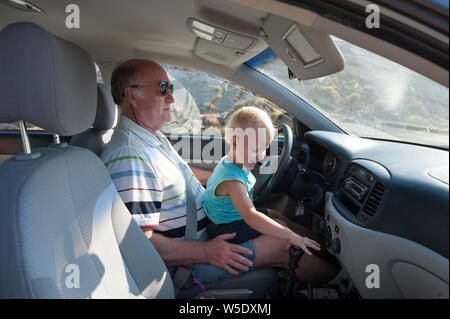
left=223, top=180, right=321, bottom=255
left=190, top=166, right=212, bottom=187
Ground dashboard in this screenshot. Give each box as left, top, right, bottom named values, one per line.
left=297, top=131, right=449, bottom=298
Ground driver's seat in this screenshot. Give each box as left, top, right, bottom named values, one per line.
left=0, top=22, right=173, bottom=298
left=0, top=22, right=277, bottom=299
left=177, top=268, right=277, bottom=299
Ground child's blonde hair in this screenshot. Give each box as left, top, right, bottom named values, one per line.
left=224, top=106, right=275, bottom=146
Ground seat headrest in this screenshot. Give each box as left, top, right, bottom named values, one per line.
left=93, top=84, right=118, bottom=130
left=0, top=22, right=96, bottom=136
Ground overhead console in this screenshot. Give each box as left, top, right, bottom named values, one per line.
left=332, top=159, right=391, bottom=227
left=188, top=18, right=259, bottom=65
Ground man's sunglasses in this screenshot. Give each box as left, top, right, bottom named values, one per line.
left=129, top=81, right=174, bottom=96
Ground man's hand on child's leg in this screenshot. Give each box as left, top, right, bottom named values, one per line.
left=204, top=233, right=254, bottom=275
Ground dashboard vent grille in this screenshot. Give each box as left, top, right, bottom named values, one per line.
left=339, top=166, right=351, bottom=187
left=363, top=182, right=385, bottom=216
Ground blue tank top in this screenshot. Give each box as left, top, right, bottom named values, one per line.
left=202, top=156, right=256, bottom=224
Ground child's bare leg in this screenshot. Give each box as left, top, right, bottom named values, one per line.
left=266, top=209, right=338, bottom=265
left=253, top=234, right=340, bottom=285
left=266, top=209, right=322, bottom=245
left=295, top=252, right=340, bottom=285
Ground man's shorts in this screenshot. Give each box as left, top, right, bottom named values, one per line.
left=186, top=238, right=256, bottom=286
left=168, top=237, right=256, bottom=288
left=170, top=208, right=271, bottom=287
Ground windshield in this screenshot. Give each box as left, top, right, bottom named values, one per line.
left=247, top=37, right=449, bottom=149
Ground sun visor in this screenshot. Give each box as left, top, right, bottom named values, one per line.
left=262, top=14, right=344, bottom=80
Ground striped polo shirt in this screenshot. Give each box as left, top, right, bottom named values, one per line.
left=101, top=115, right=209, bottom=240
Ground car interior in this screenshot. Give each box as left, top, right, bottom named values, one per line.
left=0, top=0, right=448, bottom=299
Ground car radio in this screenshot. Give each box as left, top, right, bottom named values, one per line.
left=334, top=163, right=385, bottom=226
left=340, top=164, right=375, bottom=203
left=342, top=176, right=369, bottom=202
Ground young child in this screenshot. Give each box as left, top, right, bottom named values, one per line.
left=202, top=106, right=320, bottom=256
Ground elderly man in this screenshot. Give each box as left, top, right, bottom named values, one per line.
left=101, top=59, right=339, bottom=289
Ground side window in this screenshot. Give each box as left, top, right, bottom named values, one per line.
left=161, top=65, right=293, bottom=136
left=0, top=121, right=44, bottom=131
left=0, top=121, right=44, bottom=164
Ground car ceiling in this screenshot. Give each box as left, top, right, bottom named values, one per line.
left=0, top=0, right=269, bottom=80
left=0, top=0, right=448, bottom=87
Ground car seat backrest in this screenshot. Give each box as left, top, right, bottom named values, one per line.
left=70, top=83, right=118, bottom=155
left=0, top=22, right=173, bottom=298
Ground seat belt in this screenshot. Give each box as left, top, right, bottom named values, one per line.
left=179, top=161, right=198, bottom=242
left=160, top=144, right=198, bottom=294
left=172, top=160, right=198, bottom=295
left=159, top=139, right=198, bottom=241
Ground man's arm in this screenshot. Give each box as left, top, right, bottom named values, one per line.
left=190, top=166, right=212, bottom=187
left=141, top=227, right=254, bottom=275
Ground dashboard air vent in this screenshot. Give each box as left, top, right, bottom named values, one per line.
left=339, top=165, right=351, bottom=187
left=363, top=182, right=385, bottom=216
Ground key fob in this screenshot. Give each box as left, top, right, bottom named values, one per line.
left=295, top=202, right=305, bottom=216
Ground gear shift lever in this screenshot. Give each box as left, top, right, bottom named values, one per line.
left=283, top=246, right=304, bottom=298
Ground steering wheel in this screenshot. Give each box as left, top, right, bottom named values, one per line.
left=253, top=123, right=293, bottom=205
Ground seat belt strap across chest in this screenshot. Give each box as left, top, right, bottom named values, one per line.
left=159, top=143, right=198, bottom=293
left=172, top=160, right=198, bottom=294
